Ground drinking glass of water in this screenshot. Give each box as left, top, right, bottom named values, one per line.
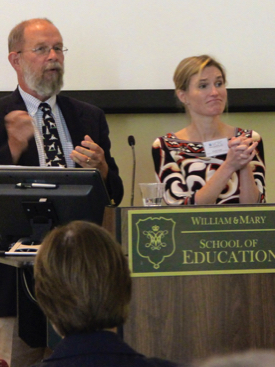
left=139, top=183, right=165, bottom=206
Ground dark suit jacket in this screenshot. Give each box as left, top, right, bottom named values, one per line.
left=0, top=89, right=123, bottom=316
left=31, top=330, right=180, bottom=367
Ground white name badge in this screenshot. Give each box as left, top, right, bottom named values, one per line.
left=203, top=138, right=229, bottom=157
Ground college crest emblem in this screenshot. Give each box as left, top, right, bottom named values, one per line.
left=136, top=216, right=176, bottom=269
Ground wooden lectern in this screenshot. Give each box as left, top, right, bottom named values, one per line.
left=103, top=205, right=275, bottom=365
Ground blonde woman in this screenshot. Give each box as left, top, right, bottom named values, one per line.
left=152, top=55, right=265, bottom=205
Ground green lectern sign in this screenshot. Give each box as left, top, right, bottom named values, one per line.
left=128, top=206, right=275, bottom=277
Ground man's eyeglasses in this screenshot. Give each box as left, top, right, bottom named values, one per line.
left=17, top=46, right=68, bottom=56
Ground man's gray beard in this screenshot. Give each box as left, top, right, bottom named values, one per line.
left=22, top=61, right=64, bottom=98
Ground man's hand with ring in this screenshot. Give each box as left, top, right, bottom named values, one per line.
left=70, top=135, right=108, bottom=180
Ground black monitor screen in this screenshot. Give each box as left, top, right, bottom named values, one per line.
left=0, top=167, right=111, bottom=249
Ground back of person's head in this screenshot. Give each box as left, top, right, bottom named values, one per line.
left=193, top=349, right=275, bottom=367
left=173, top=54, right=226, bottom=92
left=34, top=220, right=131, bottom=337
left=8, top=18, right=53, bottom=52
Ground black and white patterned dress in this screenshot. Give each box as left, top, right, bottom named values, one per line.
left=152, top=128, right=266, bottom=205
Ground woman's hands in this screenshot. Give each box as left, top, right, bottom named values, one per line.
left=225, top=133, right=258, bottom=172
left=195, top=133, right=260, bottom=205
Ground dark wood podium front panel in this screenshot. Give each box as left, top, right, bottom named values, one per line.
left=124, top=273, right=275, bottom=364
left=103, top=206, right=275, bottom=364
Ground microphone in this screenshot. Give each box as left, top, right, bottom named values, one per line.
left=128, top=135, right=136, bottom=206
left=128, top=135, right=135, bottom=147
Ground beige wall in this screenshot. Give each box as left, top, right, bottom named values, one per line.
left=107, top=112, right=275, bottom=207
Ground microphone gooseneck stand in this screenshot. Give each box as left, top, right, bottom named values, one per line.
left=128, top=135, right=136, bottom=207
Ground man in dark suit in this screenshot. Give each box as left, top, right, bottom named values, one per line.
left=0, top=17, right=123, bottom=205
left=0, top=18, right=123, bottom=366
left=32, top=220, right=180, bottom=367
left=0, top=90, right=123, bottom=205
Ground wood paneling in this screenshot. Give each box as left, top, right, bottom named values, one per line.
left=124, top=274, right=275, bottom=364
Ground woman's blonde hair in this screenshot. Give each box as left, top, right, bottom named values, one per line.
left=173, top=54, right=226, bottom=92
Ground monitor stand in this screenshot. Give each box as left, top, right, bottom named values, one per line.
left=8, top=200, right=58, bottom=253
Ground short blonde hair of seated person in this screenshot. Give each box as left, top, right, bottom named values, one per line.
left=34, top=220, right=131, bottom=337
left=173, top=54, right=227, bottom=93
left=193, top=349, right=275, bottom=367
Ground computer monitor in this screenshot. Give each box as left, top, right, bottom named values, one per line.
left=0, top=167, right=111, bottom=249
